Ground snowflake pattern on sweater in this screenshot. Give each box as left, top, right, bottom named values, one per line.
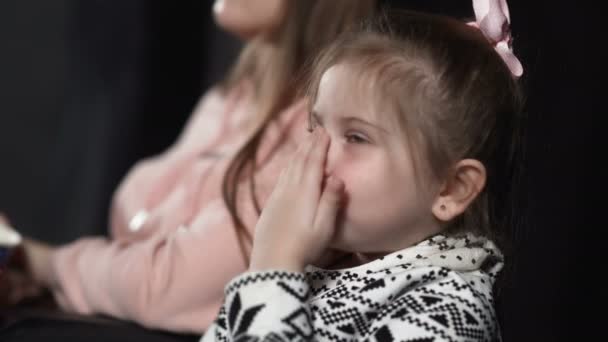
left=200, top=234, right=503, bottom=342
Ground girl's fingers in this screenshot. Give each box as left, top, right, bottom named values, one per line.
left=267, top=168, right=288, bottom=203
left=313, top=176, right=344, bottom=236
left=287, top=129, right=318, bottom=181
left=276, top=167, right=289, bottom=188
left=305, top=129, right=329, bottom=183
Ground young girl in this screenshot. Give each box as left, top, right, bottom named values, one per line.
left=0, top=0, right=376, bottom=333
left=201, top=3, right=523, bottom=342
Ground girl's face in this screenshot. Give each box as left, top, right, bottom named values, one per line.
left=312, top=63, right=442, bottom=254
left=212, top=0, right=287, bottom=40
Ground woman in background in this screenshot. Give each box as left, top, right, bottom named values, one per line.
left=1, top=0, right=376, bottom=334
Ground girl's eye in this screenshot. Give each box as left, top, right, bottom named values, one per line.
left=345, top=132, right=369, bottom=144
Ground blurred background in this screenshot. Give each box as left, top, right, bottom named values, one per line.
left=0, top=0, right=241, bottom=242
left=0, top=1, right=601, bottom=341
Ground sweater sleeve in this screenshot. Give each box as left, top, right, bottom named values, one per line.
left=201, top=270, right=498, bottom=341
left=201, top=270, right=313, bottom=342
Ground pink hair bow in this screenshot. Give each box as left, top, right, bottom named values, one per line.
left=468, top=0, right=523, bottom=77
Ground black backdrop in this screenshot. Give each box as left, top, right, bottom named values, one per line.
left=0, top=0, right=241, bottom=242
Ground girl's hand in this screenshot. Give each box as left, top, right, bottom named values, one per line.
left=250, top=129, right=344, bottom=273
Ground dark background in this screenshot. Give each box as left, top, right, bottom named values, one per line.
left=0, top=0, right=241, bottom=242
left=0, top=0, right=601, bottom=341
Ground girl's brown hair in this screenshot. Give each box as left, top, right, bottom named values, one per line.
left=221, top=1, right=376, bottom=263
left=306, top=10, right=524, bottom=253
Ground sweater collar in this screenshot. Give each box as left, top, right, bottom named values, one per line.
left=307, top=233, right=503, bottom=278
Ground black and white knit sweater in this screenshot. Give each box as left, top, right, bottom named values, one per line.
left=201, top=234, right=503, bottom=342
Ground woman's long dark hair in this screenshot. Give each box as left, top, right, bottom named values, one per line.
left=221, top=1, right=376, bottom=265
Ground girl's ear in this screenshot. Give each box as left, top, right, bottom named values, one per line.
left=431, top=159, right=486, bottom=222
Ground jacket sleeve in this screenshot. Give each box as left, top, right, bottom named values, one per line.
left=109, top=86, right=227, bottom=243
left=50, top=206, right=248, bottom=334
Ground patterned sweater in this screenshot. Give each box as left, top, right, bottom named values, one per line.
left=200, top=234, right=503, bottom=342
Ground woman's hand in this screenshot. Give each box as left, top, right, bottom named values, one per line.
left=0, top=268, right=45, bottom=307
left=0, top=212, right=9, bottom=226
left=250, top=128, right=344, bottom=273
left=2, top=239, right=56, bottom=306
left=21, top=238, right=56, bottom=288
left=0, top=213, right=52, bottom=306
